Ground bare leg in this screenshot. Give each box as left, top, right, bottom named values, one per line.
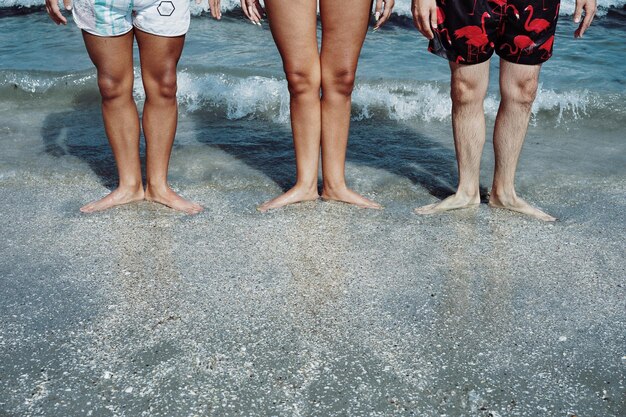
left=258, top=0, right=321, bottom=212
left=135, top=29, right=203, bottom=215
left=80, top=31, right=144, bottom=213
left=318, top=0, right=381, bottom=209
left=415, top=60, right=489, bottom=215
left=489, top=59, right=556, bottom=221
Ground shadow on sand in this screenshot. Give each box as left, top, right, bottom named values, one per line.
left=189, top=110, right=488, bottom=201
left=41, top=91, right=487, bottom=202
left=41, top=90, right=145, bottom=190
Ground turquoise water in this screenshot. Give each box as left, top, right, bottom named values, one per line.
left=0, top=1, right=625, bottom=197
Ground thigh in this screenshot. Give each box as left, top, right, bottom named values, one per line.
left=499, top=59, right=541, bottom=95
left=135, top=29, right=185, bottom=82
left=264, top=0, right=319, bottom=72
left=319, top=0, right=372, bottom=71
left=82, top=30, right=135, bottom=83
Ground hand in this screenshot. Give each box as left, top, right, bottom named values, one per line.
left=45, top=0, right=72, bottom=25
left=412, top=0, right=437, bottom=40
left=573, top=0, right=596, bottom=38
left=373, top=0, right=395, bottom=30
left=197, top=0, right=222, bottom=20
left=241, top=0, right=264, bottom=26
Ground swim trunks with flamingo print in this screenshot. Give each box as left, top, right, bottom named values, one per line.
left=429, top=0, right=560, bottom=65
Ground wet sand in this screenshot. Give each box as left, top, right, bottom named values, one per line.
left=1, top=109, right=625, bottom=416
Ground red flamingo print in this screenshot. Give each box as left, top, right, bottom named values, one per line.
left=454, top=12, right=491, bottom=62
left=538, top=35, right=554, bottom=59
left=434, top=7, right=452, bottom=44
left=506, top=4, right=520, bottom=19
left=500, top=35, right=537, bottom=63
left=489, top=0, right=506, bottom=17
left=497, top=4, right=520, bottom=36
left=524, top=5, right=550, bottom=34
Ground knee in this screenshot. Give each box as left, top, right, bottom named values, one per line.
left=451, top=75, right=487, bottom=106
left=323, top=68, right=357, bottom=97
left=285, top=68, right=320, bottom=97
left=501, top=77, right=538, bottom=110
left=146, top=70, right=178, bottom=101
left=97, top=73, right=132, bottom=102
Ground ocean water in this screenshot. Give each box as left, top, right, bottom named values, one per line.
left=0, top=0, right=625, bottom=207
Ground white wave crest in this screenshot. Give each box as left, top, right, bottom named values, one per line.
left=165, top=72, right=593, bottom=123
left=3, top=0, right=624, bottom=17
left=0, top=70, right=599, bottom=123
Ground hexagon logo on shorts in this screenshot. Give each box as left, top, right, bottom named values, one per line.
left=157, top=1, right=175, bottom=16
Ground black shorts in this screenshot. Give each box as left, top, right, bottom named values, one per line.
left=428, top=0, right=560, bottom=65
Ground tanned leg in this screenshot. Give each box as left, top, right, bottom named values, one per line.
left=415, top=60, right=490, bottom=215
left=488, top=59, right=556, bottom=221
left=135, top=29, right=203, bottom=215
left=318, top=0, right=381, bottom=209
left=80, top=31, right=144, bottom=213
left=258, top=0, right=321, bottom=212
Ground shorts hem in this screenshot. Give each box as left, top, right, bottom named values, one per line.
left=76, top=24, right=134, bottom=37
left=429, top=47, right=494, bottom=66
left=132, top=24, right=189, bottom=38
left=495, top=50, right=551, bottom=66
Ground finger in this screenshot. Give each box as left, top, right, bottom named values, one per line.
left=210, top=0, right=220, bottom=19
left=420, top=13, right=433, bottom=39
left=255, top=2, right=265, bottom=18
left=241, top=0, right=251, bottom=20
left=50, top=2, right=67, bottom=24
left=375, top=1, right=392, bottom=29
left=249, top=4, right=262, bottom=23
left=195, top=0, right=201, bottom=5
left=209, top=0, right=214, bottom=17
left=430, top=6, right=437, bottom=29
left=375, top=0, right=383, bottom=21
left=415, top=13, right=424, bottom=35
left=578, top=7, right=595, bottom=37
left=573, top=1, right=583, bottom=23
left=248, top=5, right=257, bottom=23
left=63, top=0, right=72, bottom=10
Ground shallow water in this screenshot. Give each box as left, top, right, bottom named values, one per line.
left=1, top=2, right=625, bottom=195
left=0, top=3, right=625, bottom=416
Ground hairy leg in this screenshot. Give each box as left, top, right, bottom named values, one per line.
left=318, top=0, right=381, bottom=209
left=489, top=59, right=556, bottom=221
left=135, top=29, right=202, bottom=215
left=80, top=31, right=144, bottom=213
left=258, top=0, right=321, bottom=212
left=415, top=60, right=490, bottom=215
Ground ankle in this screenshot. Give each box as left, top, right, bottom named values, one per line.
left=490, top=187, right=517, bottom=203
left=455, top=186, right=480, bottom=201
left=294, top=179, right=318, bottom=195
left=118, top=180, right=144, bottom=193
left=145, top=181, right=171, bottom=194
left=322, top=180, right=348, bottom=194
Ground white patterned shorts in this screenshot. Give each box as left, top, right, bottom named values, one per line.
left=72, top=0, right=190, bottom=37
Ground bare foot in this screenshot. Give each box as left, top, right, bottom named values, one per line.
left=321, top=186, right=382, bottom=210
left=145, top=185, right=203, bottom=215
left=258, top=185, right=319, bottom=212
left=488, top=192, right=556, bottom=222
left=80, top=186, right=144, bottom=213
left=414, top=192, right=479, bottom=215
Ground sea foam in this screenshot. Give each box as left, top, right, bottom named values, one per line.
left=0, top=69, right=613, bottom=124
left=1, top=0, right=624, bottom=17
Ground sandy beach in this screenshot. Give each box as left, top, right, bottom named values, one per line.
left=2, top=3, right=626, bottom=416
left=1, top=108, right=625, bottom=416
